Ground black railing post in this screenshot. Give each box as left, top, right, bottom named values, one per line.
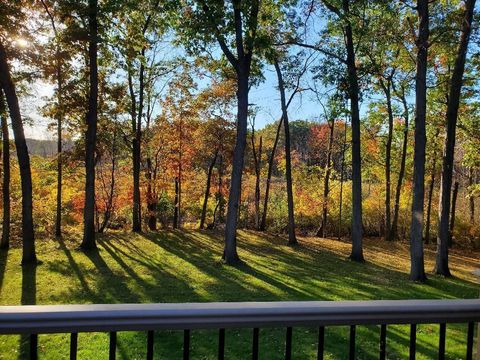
left=147, top=330, right=154, bottom=360
left=349, top=325, right=356, bottom=360
left=379, top=324, right=386, bottom=360
left=285, top=327, right=292, bottom=360
left=317, top=326, right=325, bottom=360
left=438, top=323, right=446, bottom=360
left=218, top=328, right=225, bottom=360
left=466, top=322, right=474, bottom=360
left=252, top=328, right=259, bottom=360
left=183, top=329, right=190, bottom=360
left=409, top=324, right=417, bottom=360
left=70, top=332, right=78, bottom=360
left=29, top=334, right=38, bottom=360
left=109, top=331, right=116, bottom=360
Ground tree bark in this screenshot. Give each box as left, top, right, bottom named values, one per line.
left=260, top=117, right=283, bottom=231
left=435, top=0, right=475, bottom=276
left=0, top=42, right=36, bottom=263
left=0, top=90, right=10, bottom=249
left=338, top=120, right=348, bottom=240
left=81, top=0, right=98, bottom=250
left=391, top=87, right=409, bottom=241
left=98, top=131, right=117, bottom=233
left=40, top=0, right=63, bottom=238
left=448, top=181, right=459, bottom=248
left=382, top=80, right=393, bottom=241
left=409, top=0, right=429, bottom=282
left=342, top=0, right=364, bottom=261
left=469, top=167, right=475, bottom=224
left=317, top=117, right=335, bottom=238
left=274, top=60, right=297, bottom=245
left=55, top=59, right=63, bottom=238
left=251, top=129, right=262, bottom=230
left=200, top=150, right=218, bottom=229
left=424, top=154, right=437, bottom=244
left=173, top=176, right=179, bottom=229
left=132, top=48, right=145, bottom=233
left=224, top=68, right=248, bottom=263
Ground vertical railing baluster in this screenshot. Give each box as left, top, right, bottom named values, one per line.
left=466, top=322, right=474, bottom=360
left=317, top=326, right=325, bottom=360
left=285, top=327, right=292, bottom=360
left=218, top=329, right=225, bottom=360
left=29, top=334, right=38, bottom=360
left=109, top=331, right=117, bottom=360
left=252, top=328, right=259, bottom=360
left=438, top=323, right=446, bottom=360
left=379, top=324, right=386, bottom=360
left=409, top=324, right=417, bottom=360
left=70, top=332, right=78, bottom=360
left=146, top=331, right=154, bottom=360
left=183, top=329, right=190, bottom=360
left=349, top=325, right=356, bottom=360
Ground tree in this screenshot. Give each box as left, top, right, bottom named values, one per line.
left=0, top=41, right=37, bottom=264
left=80, top=0, right=99, bottom=250
left=179, top=0, right=261, bottom=264
left=391, top=83, right=411, bottom=241
left=274, top=58, right=297, bottom=245
left=250, top=116, right=262, bottom=230
left=0, top=90, right=9, bottom=249
left=435, top=0, right=476, bottom=276
left=409, top=0, right=429, bottom=282
left=323, top=0, right=364, bottom=261
left=40, top=0, right=64, bottom=238
left=316, top=97, right=342, bottom=238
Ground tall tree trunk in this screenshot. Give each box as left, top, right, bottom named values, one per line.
left=338, top=120, right=348, bottom=240
left=448, top=181, right=459, bottom=248
left=318, top=117, right=335, bottom=238
left=173, top=176, right=179, bottom=229
left=382, top=80, right=393, bottom=241
left=469, top=167, right=475, bottom=224
left=200, top=150, right=218, bottom=229
left=0, top=91, right=9, bottom=249
left=274, top=60, right=297, bottom=245
left=55, top=59, right=63, bottom=238
left=251, top=130, right=262, bottom=230
left=98, top=131, right=117, bottom=233
left=0, top=42, right=36, bottom=263
left=40, top=0, right=63, bottom=238
left=212, top=154, right=224, bottom=229
left=132, top=50, right=145, bottom=233
left=424, top=154, right=437, bottom=244
left=343, top=0, right=364, bottom=261
left=145, top=110, right=156, bottom=231
left=409, top=0, right=429, bottom=282
left=81, top=0, right=98, bottom=250
left=224, top=72, right=248, bottom=264
left=260, top=117, right=283, bottom=231
left=435, top=0, right=475, bottom=276
left=391, top=87, right=409, bottom=240
left=219, top=0, right=259, bottom=264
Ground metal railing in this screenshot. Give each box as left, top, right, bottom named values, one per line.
left=0, top=299, right=479, bottom=359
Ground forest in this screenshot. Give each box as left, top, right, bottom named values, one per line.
left=1, top=0, right=480, bottom=284
left=2, top=0, right=480, bottom=358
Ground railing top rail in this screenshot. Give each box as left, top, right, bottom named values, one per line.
left=0, top=299, right=479, bottom=334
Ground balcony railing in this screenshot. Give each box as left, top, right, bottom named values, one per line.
left=0, top=299, right=479, bottom=359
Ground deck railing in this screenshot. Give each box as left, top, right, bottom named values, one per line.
left=0, top=299, right=479, bottom=359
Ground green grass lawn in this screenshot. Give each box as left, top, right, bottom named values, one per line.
left=0, top=230, right=478, bottom=359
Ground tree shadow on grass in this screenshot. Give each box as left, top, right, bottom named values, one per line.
left=0, top=250, right=7, bottom=297
left=31, top=229, right=479, bottom=359
left=19, top=263, right=36, bottom=360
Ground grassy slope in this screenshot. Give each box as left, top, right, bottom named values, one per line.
left=0, top=230, right=478, bottom=359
